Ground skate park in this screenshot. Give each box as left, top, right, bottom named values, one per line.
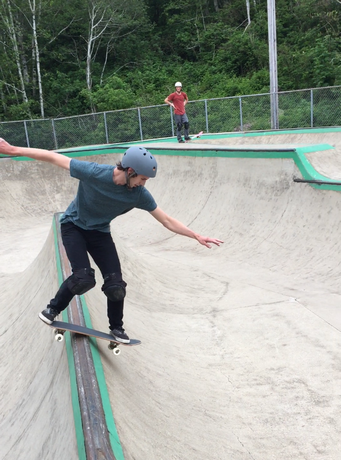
left=1, top=127, right=341, bottom=459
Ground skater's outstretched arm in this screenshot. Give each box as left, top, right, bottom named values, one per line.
left=0, top=138, right=71, bottom=170
left=150, top=207, right=223, bottom=249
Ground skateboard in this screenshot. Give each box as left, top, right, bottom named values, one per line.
left=44, top=320, right=141, bottom=356
left=185, top=131, right=204, bottom=142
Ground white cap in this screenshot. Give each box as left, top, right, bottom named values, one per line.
left=175, top=82, right=182, bottom=87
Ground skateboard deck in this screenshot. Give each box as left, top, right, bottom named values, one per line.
left=44, top=320, right=141, bottom=355
left=185, top=130, right=203, bottom=142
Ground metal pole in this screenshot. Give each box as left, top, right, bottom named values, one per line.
left=239, top=97, right=243, bottom=131
left=103, top=112, right=109, bottom=143
left=310, top=89, right=314, bottom=128
left=52, top=119, right=58, bottom=149
left=204, top=99, right=209, bottom=133
left=170, top=106, right=175, bottom=137
left=267, top=0, right=279, bottom=129
left=24, top=120, right=30, bottom=147
left=138, top=107, right=143, bottom=141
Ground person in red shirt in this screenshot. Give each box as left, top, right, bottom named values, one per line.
left=165, top=82, right=190, bottom=143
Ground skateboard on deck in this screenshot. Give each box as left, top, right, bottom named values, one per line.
left=185, top=131, right=204, bottom=142
left=43, top=320, right=141, bottom=356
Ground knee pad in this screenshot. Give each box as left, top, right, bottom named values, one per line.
left=67, top=268, right=96, bottom=295
left=184, top=122, right=189, bottom=130
left=102, top=273, right=127, bottom=302
left=177, top=122, right=183, bottom=131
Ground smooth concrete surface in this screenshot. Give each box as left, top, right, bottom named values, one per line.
left=0, top=229, right=79, bottom=459
left=1, top=131, right=341, bottom=459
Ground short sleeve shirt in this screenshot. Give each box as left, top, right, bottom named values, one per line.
left=60, top=159, right=157, bottom=232
left=168, top=91, right=188, bottom=115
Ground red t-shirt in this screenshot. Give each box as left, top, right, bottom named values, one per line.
left=168, top=91, right=188, bottom=115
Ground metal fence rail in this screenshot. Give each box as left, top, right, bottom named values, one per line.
left=1, top=85, right=341, bottom=150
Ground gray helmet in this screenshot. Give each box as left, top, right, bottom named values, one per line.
left=121, top=146, right=157, bottom=177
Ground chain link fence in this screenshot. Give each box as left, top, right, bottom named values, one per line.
left=1, top=85, right=341, bottom=150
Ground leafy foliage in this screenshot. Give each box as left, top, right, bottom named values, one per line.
left=0, top=0, right=340, bottom=121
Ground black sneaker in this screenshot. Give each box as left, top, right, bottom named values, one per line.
left=110, top=327, right=130, bottom=344
left=178, top=139, right=185, bottom=143
left=39, top=307, right=59, bottom=324
left=184, top=137, right=191, bottom=141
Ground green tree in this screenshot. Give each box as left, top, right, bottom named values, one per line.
left=85, top=76, right=136, bottom=111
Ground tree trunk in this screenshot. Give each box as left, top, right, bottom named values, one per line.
left=2, top=0, right=29, bottom=105
left=245, top=0, right=251, bottom=30
left=28, top=0, right=45, bottom=118
left=85, top=2, right=112, bottom=112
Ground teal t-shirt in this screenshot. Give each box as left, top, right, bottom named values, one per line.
left=60, top=159, right=157, bottom=232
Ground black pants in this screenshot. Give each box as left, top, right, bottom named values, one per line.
left=48, top=222, right=125, bottom=329
left=175, top=113, right=189, bottom=141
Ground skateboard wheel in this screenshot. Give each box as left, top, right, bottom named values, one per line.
left=54, top=330, right=65, bottom=342
left=108, top=343, right=121, bottom=355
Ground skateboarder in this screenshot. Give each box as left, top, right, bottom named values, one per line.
left=165, top=82, right=190, bottom=143
left=0, top=138, right=223, bottom=343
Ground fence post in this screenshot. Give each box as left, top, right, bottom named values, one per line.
left=310, top=89, right=314, bottom=128
left=205, top=99, right=209, bottom=133
left=104, top=112, right=109, bottom=143
left=24, top=120, right=30, bottom=147
left=170, top=106, right=174, bottom=137
left=138, top=108, right=143, bottom=141
left=239, top=97, right=244, bottom=131
left=52, top=119, right=58, bottom=149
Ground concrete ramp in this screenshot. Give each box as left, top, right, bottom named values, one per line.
left=1, top=130, right=341, bottom=460
left=88, top=153, right=341, bottom=460
left=0, top=229, right=78, bottom=459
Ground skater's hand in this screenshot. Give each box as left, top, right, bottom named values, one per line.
left=0, top=138, right=17, bottom=156
left=196, top=236, right=224, bottom=248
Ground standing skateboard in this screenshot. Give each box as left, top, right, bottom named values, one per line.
left=185, top=131, right=203, bottom=142
left=43, top=320, right=141, bottom=356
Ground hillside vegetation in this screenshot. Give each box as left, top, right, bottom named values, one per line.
left=0, top=0, right=340, bottom=121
